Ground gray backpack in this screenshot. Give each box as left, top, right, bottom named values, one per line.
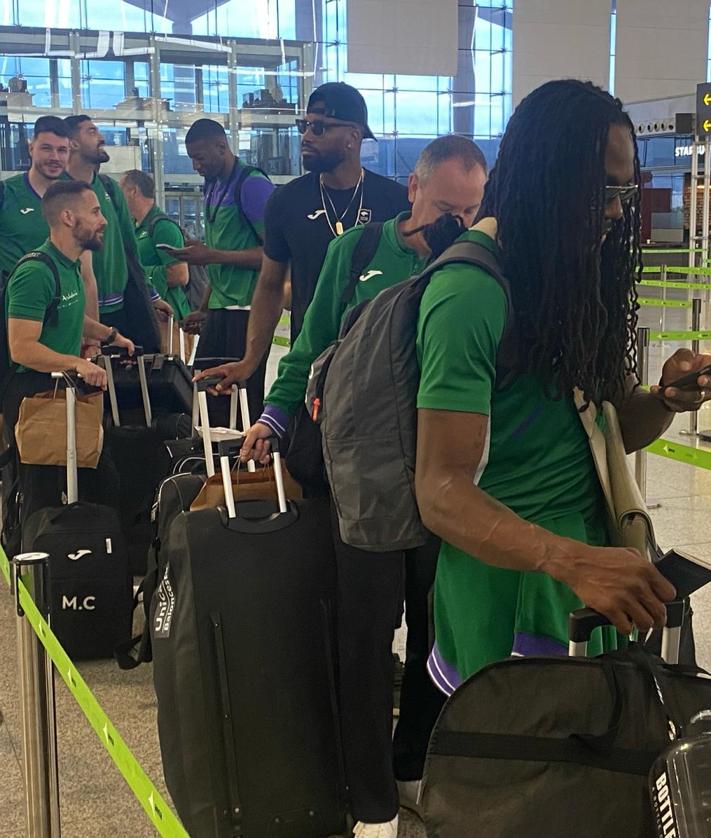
left=309, top=239, right=515, bottom=552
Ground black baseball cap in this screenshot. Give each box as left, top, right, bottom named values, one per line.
left=306, top=82, right=375, bottom=140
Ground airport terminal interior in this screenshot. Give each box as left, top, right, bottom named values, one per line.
left=4, top=1, right=711, bottom=836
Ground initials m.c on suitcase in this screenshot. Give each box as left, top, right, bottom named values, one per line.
left=61, top=595, right=96, bottom=611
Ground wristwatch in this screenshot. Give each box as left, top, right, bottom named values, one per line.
left=101, top=327, right=118, bottom=346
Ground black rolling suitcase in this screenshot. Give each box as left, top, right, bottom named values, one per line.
left=421, top=601, right=711, bottom=838
left=115, top=378, right=252, bottom=669
left=102, top=347, right=171, bottom=574
left=115, top=378, right=237, bottom=669
left=104, top=343, right=193, bottom=423
left=22, top=372, right=131, bottom=660
left=150, top=436, right=349, bottom=838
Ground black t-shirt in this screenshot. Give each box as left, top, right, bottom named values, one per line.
left=263, top=169, right=410, bottom=340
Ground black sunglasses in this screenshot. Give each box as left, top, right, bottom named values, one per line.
left=296, top=118, right=356, bottom=136
left=605, top=184, right=638, bottom=207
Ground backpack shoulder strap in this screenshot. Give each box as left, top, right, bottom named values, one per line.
left=9, top=251, right=62, bottom=326
left=416, top=239, right=517, bottom=375
left=146, top=211, right=179, bottom=238
left=98, top=173, right=119, bottom=212
left=235, top=164, right=270, bottom=245
left=420, top=239, right=509, bottom=296
left=341, top=221, right=385, bottom=304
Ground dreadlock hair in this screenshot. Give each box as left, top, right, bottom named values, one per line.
left=479, top=79, right=641, bottom=406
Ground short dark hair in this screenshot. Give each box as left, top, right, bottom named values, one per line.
left=122, top=169, right=155, bottom=200
left=185, top=118, right=227, bottom=146
left=32, top=116, right=70, bottom=140
left=63, top=114, right=92, bottom=137
left=415, top=135, right=488, bottom=181
left=42, top=180, right=93, bottom=225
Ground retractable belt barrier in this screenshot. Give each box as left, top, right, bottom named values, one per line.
left=0, top=547, right=190, bottom=838
left=641, top=248, right=706, bottom=255
left=639, top=279, right=710, bottom=291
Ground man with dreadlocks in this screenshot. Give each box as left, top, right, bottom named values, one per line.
left=415, top=79, right=711, bottom=696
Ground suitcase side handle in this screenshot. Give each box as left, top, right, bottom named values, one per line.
left=568, top=600, right=685, bottom=657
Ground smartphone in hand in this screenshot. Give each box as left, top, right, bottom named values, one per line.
left=665, top=363, right=711, bottom=391
left=654, top=549, right=711, bottom=599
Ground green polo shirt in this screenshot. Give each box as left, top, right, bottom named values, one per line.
left=266, top=213, right=428, bottom=417
left=62, top=172, right=141, bottom=314
left=204, top=164, right=273, bottom=309
left=0, top=174, right=50, bottom=277
left=135, top=205, right=190, bottom=321
left=7, top=240, right=86, bottom=373
left=416, top=229, right=618, bottom=688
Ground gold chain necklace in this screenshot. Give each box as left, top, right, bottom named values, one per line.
left=319, top=169, right=364, bottom=237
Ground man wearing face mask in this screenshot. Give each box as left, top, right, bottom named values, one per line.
left=196, top=82, right=410, bottom=391
left=236, top=136, right=488, bottom=837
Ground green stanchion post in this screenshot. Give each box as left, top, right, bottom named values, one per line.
left=12, top=553, right=61, bottom=837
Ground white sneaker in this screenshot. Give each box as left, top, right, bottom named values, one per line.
left=396, top=779, right=422, bottom=813
left=353, top=815, right=399, bottom=837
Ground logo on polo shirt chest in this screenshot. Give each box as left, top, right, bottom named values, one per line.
left=359, top=269, right=383, bottom=283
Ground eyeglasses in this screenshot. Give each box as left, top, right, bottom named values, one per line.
left=296, top=118, right=356, bottom=136
left=605, top=184, right=638, bottom=207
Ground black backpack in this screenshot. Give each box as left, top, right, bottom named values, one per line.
left=99, top=174, right=161, bottom=352
left=0, top=250, right=61, bottom=402
left=309, top=239, right=514, bottom=552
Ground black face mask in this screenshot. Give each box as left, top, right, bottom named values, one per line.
left=402, top=212, right=467, bottom=259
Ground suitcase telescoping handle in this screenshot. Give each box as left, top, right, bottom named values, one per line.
left=50, top=370, right=103, bottom=504
left=164, top=314, right=187, bottom=363
left=195, top=377, right=253, bottom=478
left=191, top=358, right=248, bottom=434
left=568, top=600, right=685, bottom=662
left=217, top=436, right=288, bottom=520
left=100, top=345, right=151, bottom=428
left=187, top=333, right=199, bottom=367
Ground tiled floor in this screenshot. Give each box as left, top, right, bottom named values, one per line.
left=2, top=300, right=711, bottom=837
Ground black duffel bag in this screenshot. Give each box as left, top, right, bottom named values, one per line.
left=422, top=641, right=711, bottom=838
